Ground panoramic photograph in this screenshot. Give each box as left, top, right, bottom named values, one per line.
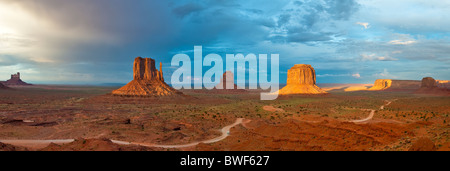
left=0, top=0, right=449, bottom=157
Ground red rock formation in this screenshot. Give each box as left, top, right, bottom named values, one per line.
left=112, top=57, right=181, bottom=97
left=40, top=138, right=159, bottom=151
left=421, top=77, right=437, bottom=88
left=369, top=79, right=421, bottom=90
left=369, top=79, right=392, bottom=90
left=408, top=138, right=436, bottom=151
left=390, top=80, right=421, bottom=89
left=415, top=77, right=450, bottom=95
left=215, top=71, right=241, bottom=90
left=277, top=64, right=327, bottom=95
left=2, top=72, right=32, bottom=86
left=210, top=71, right=246, bottom=94
left=0, top=83, right=9, bottom=89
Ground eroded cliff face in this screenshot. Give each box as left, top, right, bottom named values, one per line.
left=415, top=77, right=450, bottom=95
left=286, top=64, right=317, bottom=85
left=2, top=72, right=32, bottom=86
left=277, top=64, right=327, bottom=95
left=421, top=77, right=437, bottom=88
left=112, top=57, right=180, bottom=97
left=369, top=79, right=392, bottom=90
left=133, top=58, right=164, bottom=82
left=369, top=79, right=421, bottom=90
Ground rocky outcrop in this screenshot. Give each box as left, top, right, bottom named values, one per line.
left=216, top=71, right=237, bottom=89
left=369, top=79, right=421, bottom=90
left=2, top=72, right=32, bottom=86
left=209, top=71, right=246, bottom=94
left=408, top=138, right=436, bottom=151
left=40, top=138, right=159, bottom=151
left=369, top=79, right=392, bottom=90
left=0, top=142, right=28, bottom=151
left=421, top=77, right=437, bottom=88
left=111, top=57, right=181, bottom=97
left=277, top=64, right=327, bottom=95
left=215, top=71, right=244, bottom=90
left=390, top=80, right=421, bottom=89
left=0, top=83, right=8, bottom=89
left=415, top=77, right=450, bottom=95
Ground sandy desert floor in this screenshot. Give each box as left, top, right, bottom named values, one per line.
left=0, top=85, right=448, bottom=151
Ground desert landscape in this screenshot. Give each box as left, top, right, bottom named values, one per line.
left=0, top=59, right=448, bottom=151
left=0, top=0, right=449, bottom=153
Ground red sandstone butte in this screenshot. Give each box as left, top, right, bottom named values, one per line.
left=277, top=64, right=327, bottom=95
left=2, top=72, right=32, bottom=86
left=111, top=57, right=181, bottom=97
left=215, top=71, right=246, bottom=89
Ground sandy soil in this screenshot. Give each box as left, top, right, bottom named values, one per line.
left=263, top=106, right=285, bottom=112
left=0, top=85, right=448, bottom=151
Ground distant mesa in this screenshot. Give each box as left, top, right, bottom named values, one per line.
left=1, top=72, right=32, bottom=86
left=436, top=80, right=450, bottom=89
left=368, top=79, right=392, bottom=90
left=415, top=77, right=450, bottom=95
left=276, top=64, right=327, bottom=95
left=212, top=71, right=246, bottom=93
left=216, top=71, right=239, bottom=89
left=421, top=77, right=437, bottom=88
left=369, top=79, right=421, bottom=91
left=111, top=57, right=182, bottom=97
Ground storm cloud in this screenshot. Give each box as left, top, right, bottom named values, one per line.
left=0, top=0, right=448, bottom=84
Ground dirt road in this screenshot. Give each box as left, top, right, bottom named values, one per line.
left=351, top=99, right=396, bottom=123
left=0, top=118, right=245, bottom=149
left=0, top=99, right=396, bottom=149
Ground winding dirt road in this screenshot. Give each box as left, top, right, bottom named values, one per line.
left=351, top=99, right=396, bottom=123
left=0, top=118, right=245, bottom=149
left=0, top=99, right=396, bottom=149
left=111, top=118, right=244, bottom=148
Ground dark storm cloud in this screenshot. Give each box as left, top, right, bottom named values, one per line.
left=0, top=55, right=37, bottom=66
left=266, top=0, right=360, bottom=43
left=277, top=14, right=291, bottom=27
left=1, top=0, right=448, bottom=84
left=172, top=3, right=205, bottom=18
left=324, top=0, right=360, bottom=20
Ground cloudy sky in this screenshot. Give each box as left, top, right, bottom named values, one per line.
left=0, top=0, right=449, bottom=84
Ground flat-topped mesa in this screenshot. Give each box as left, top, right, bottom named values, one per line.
left=286, top=64, right=317, bottom=85
left=277, top=64, right=327, bottom=95
left=112, top=57, right=180, bottom=97
left=369, top=79, right=421, bottom=90
left=416, top=77, right=450, bottom=95
left=369, top=79, right=392, bottom=90
left=421, top=77, right=437, bottom=88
